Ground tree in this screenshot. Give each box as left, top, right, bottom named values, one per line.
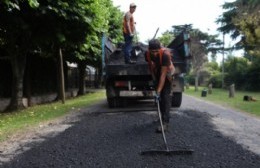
left=0, top=1, right=41, bottom=111
left=189, top=29, right=222, bottom=91
left=224, top=57, right=249, bottom=89
left=0, top=0, right=106, bottom=112
left=158, top=25, right=222, bottom=90
left=204, top=62, right=222, bottom=88
left=245, top=56, right=260, bottom=91
left=158, top=31, right=175, bottom=47
left=72, top=0, right=123, bottom=94
left=217, top=0, right=260, bottom=57
left=233, top=0, right=260, bottom=57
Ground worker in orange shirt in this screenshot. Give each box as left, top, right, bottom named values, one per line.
left=146, top=39, right=175, bottom=132
left=123, top=3, right=137, bottom=64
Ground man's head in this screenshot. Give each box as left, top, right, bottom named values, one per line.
left=148, top=39, right=161, bottom=50
left=130, top=3, right=137, bottom=12
left=130, top=3, right=137, bottom=8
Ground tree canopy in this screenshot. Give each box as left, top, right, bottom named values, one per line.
left=217, top=0, right=260, bottom=57
left=0, top=0, right=124, bottom=111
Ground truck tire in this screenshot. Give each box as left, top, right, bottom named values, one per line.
left=107, top=97, right=119, bottom=108
left=107, top=97, right=126, bottom=108
left=171, top=92, right=182, bottom=107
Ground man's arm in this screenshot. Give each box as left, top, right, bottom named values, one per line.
left=156, top=66, right=168, bottom=94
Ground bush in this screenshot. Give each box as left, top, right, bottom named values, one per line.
left=184, top=74, right=195, bottom=85
left=244, top=57, right=260, bottom=91
left=208, top=73, right=222, bottom=88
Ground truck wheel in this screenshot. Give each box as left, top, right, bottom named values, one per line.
left=172, top=92, right=182, bottom=107
left=107, top=98, right=119, bottom=108
left=107, top=97, right=126, bottom=108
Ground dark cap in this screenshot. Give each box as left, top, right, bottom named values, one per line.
left=148, top=39, right=161, bottom=50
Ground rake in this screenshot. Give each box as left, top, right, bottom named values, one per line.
left=140, top=99, right=194, bottom=155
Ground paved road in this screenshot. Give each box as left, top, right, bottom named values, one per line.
left=181, top=95, right=260, bottom=156
left=1, top=95, right=260, bottom=168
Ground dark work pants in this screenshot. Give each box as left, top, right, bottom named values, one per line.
left=123, top=33, right=133, bottom=63
left=159, top=79, right=172, bottom=123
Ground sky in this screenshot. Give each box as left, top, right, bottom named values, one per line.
left=112, top=0, right=242, bottom=61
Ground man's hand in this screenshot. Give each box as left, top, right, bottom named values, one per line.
left=130, top=33, right=134, bottom=37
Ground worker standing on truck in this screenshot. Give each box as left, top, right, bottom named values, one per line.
left=123, top=3, right=137, bottom=64
left=145, top=39, right=175, bottom=132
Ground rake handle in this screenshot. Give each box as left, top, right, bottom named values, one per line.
left=156, top=100, right=170, bottom=151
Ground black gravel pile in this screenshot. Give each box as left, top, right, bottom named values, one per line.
left=107, top=42, right=148, bottom=65
left=1, top=102, right=260, bottom=168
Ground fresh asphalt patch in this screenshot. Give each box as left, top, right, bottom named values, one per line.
left=1, top=103, right=260, bottom=168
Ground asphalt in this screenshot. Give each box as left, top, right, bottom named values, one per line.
left=1, top=95, right=260, bottom=168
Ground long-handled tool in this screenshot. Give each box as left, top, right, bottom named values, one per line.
left=152, top=27, right=159, bottom=39
left=140, top=99, right=194, bottom=155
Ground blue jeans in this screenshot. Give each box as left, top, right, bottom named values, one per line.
left=123, top=33, right=133, bottom=63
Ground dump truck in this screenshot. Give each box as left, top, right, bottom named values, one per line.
left=102, top=29, right=191, bottom=108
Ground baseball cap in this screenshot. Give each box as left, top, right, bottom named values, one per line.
left=130, top=3, right=137, bottom=8
left=148, top=39, right=161, bottom=50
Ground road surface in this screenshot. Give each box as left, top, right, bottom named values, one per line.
left=1, top=94, right=260, bottom=168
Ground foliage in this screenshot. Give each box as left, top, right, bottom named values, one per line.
left=217, top=0, right=260, bottom=56
left=244, top=56, right=260, bottom=91
left=107, top=6, right=124, bottom=43
left=160, top=25, right=222, bottom=90
left=224, top=56, right=249, bottom=89
left=189, top=29, right=209, bottom=86
left=203, top=62, right=222, bottom=87
left=189, top=29, right=222, bottom=74
left=158, top=30, right=175, bottom=47
left=207, top=73, right=222, bottom=88
left=2, top=0, right=39, bottom=9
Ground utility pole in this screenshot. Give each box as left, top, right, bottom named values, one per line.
left=59, top=48, right=65, bottom=104
left=222, top=33, right=225, bottom=89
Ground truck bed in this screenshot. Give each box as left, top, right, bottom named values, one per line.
left=104, top=44, right=189, bottom=76
left=105, top=44, right=150, bottom=76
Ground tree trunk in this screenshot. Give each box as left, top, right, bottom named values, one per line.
left=194, top=71, right=199, bottom=91
left=208, top=83, right=212, bottom=94
left=5, top=54, right=27, bottom=112
left=56, top=57, right=61, bottom=101
left=78, top=62, right=86, bottom=95
left=24, top=57, right=32, bottom=106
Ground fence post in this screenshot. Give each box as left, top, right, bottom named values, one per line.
left=185, top=83, right=189, bottom=90
left=229, top=84, right=235, bottom=98
left=208, top=83, right=212, bottom=94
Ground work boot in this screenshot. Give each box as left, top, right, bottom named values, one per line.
left=156, top=123, right=169, bottom=133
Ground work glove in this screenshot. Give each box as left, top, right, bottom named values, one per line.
left=154, top=92, right=161, bottom=102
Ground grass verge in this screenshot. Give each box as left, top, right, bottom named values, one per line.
left=0, top=89, right=106, bottom=142
left=184, top=86, right=260, bottom=117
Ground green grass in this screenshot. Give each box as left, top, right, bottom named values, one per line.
left=0, top=90, right=106, bottom=141
left=184, top=86, right=260, bottom=117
